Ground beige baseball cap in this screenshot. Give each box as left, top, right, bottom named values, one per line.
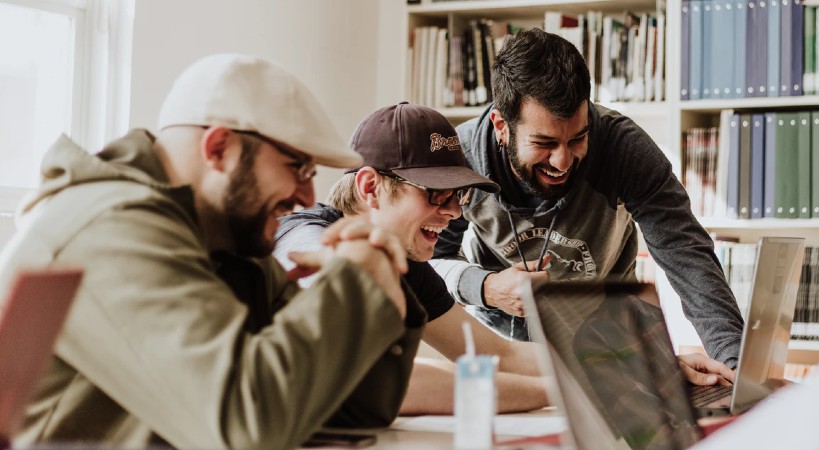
left=157, top=53, right=362, bottom=168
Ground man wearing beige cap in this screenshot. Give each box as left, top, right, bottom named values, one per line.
left=276, top=102, right=551, bottom=414
left=0, top=54, right=425, bottom=449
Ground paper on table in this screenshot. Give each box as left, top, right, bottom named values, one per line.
left=691, top=370, right=819, bottom=450
left=391, top=413, right=566, bottom=438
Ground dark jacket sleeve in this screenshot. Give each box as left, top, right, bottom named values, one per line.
left=588, top=107, right=743, bottom=367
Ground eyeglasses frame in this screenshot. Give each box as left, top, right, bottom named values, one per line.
left=377, top=171, right=474, bottom=207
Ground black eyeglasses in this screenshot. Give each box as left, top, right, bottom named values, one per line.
left=233, top=130, right=317, bottom=183
left=379, top=172, right=474, bottom=206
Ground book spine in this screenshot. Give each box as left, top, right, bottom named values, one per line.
left=798, top=111, right=812, bottom=217
left=764, top=112, right=778, bottom=217
left=682, top=1, right=691, bottom=99
left=750, top=113, right=766, bottom=218
left=769, top=0, right=783, bottom=97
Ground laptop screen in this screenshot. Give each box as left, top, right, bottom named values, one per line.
left=523, top=280, right=701, bottom=450
left=732, top=236, right=805, bottom=413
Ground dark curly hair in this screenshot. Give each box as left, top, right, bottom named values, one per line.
left=492, top=28, right=590, bottom=124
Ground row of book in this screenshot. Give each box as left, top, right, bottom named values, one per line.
left=543, top=11, right=666, bottom=103
left=406, top=9, right=667, bottom=108
left=682, top=110, right=819, bottom=220
left=408, top=20, right=512, bottom=109
left=681, top=0, right=819, bottom=100
left=714, top=240, right=819, bottom=340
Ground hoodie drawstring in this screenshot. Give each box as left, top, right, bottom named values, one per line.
left=505, top=210, right=557, bottom=340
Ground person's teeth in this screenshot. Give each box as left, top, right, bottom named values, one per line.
left=539, top=167, right=567, bottom=178
left=421, top=225, right=444, bottom=234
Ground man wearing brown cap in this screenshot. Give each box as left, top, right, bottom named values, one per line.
left=0, top=54, right=425, bottom=449
left=276, top=102, right=552, bottom=414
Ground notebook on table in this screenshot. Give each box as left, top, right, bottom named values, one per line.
left=0, top=268, right=83, bottom=445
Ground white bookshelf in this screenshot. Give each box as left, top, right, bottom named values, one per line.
left=400, top=0, right=819, bottom=363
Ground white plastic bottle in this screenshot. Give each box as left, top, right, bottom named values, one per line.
left=454, top=322, right=498, bottom=450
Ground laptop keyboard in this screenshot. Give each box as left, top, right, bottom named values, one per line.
left=689, top=385, right=733, bottom=407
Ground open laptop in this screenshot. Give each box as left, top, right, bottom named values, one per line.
left=522, top=280, right=702, bottom=450
left=0, top=268, right=83, bottom=445
left=689, top=236, right=805, bottom=416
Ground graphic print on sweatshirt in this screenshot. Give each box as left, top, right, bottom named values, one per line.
left=499, top=227, right=597, bottom=280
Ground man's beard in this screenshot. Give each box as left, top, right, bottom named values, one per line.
left=507, top=130, right=577, bottom=200
left=223, top=151, right=275, bottom=258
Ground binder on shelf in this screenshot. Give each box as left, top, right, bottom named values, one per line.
left=690, top=0, right=704, bottom=99
left=756, top=0, right=770, bottom=96
left=745, top=0, right=760, bottom=97
left=682, top=0, right=691, bottom=100
left=776, top=112, right=800, bottom=217
left=713, top=0, right=734, bottom=97
left=702, top=0, right=714, bottom=98
left=804, top=6, right=817, bottom=94
left=738, top=113, right=752, bottom=219
left=811, top=111, right=819, bottom=217
left=798, top=111, right=812, bottom=218
left=769, top=0, right=783, bottom=97
left=734, top=0, right=748, bottom=98
left=750, top=113, right=765, bottom=218
left=727, top=113, right=741, bottom=218
left=791, top=0, right=805, bottom=95
left=764, top=112, right=778, bottom=217
left=781, top=0, right=793, bottom=96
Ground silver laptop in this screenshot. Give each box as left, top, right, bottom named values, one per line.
left=522, top=280, right=702, bottom=450
left=520, top=237, right=805, bottom=448
left=691, top=236, right=805, bottom=416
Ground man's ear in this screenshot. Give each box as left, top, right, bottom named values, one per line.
left=354, top=167, right=381, bottom=209
left=200, top=127, right=234, bottom=173
left=490, top=108, right=509, bottom=146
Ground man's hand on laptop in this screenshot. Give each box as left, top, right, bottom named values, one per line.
left=678, top=353, right=736, bottom=386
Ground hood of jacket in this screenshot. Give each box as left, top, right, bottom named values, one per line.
left=276, top=203, right=342, bottom=240
left=463, top=104, right=590, bottom=219
left=19, top=129, right=196, bottom=219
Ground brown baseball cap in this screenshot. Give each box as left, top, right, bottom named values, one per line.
left=348, top=102, right=500, bottom=193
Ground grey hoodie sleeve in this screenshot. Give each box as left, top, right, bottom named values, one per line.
left=591, top=108, right=743, bottom=367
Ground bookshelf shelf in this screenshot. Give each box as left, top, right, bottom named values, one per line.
left=438, top=101, right=668, bottom=123
left=698, top=217, right=819, bottom=230
left=680, top=95, right=819, bottom=112
left=790, top=340, right=819, bottom=351
left=408, top=0, right=655, bottom=16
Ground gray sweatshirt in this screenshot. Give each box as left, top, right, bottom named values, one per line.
left=431, top=103, right=743, bottom=367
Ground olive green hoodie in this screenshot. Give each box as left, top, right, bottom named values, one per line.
left=0, top=130, right=425, bottom=449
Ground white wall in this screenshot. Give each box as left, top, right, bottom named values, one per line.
left=0, top=1, right=405, bottom=248
left=130, top=0, right=385, bottom=200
